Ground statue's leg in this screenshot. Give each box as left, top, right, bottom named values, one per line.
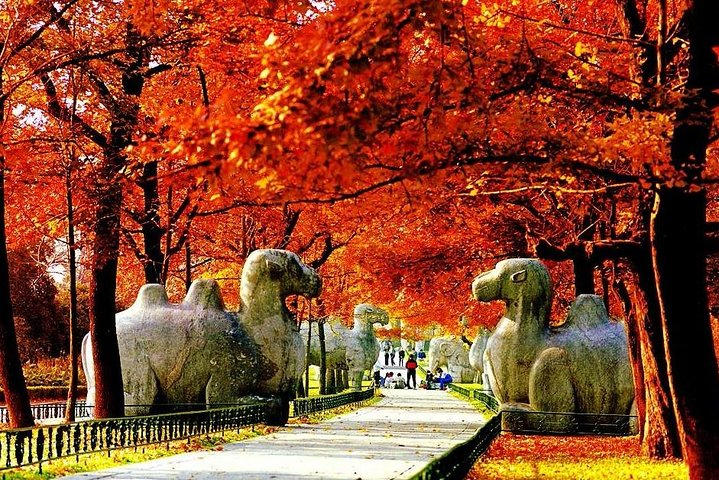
left=123, top=358, right=158, bottom=416
left=341, top=369, right=349, bottom=390
left=529, top=348, right=575, bottom=432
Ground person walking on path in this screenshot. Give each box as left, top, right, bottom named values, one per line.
left=405, top=355, right=418, bottom=389
left=398, top=348, right=405, bottom=366
left=390, top=346, right=397, bottom=366
left=384, top=342, right=391, bottom=366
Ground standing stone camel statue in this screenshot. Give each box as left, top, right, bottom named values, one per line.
left=301, top=304, right=389, bottom=391
left=471, top=258, right=634, bottom=416
left=82, top=249, right=321, bottom=425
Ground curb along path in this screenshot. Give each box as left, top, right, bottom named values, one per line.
left=60, top=388, right=488, bottom=480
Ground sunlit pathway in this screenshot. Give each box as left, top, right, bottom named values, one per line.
left=60, top=387, right=488, bottom=480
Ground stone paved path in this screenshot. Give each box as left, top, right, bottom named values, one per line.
left=60, top=387, right=487, bottom=480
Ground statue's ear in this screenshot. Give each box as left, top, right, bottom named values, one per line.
left=439, top=342, right=451, bottom=356
left=265, top=257, right=284, bottom=280
left=510, top=270, right=527, bottom=283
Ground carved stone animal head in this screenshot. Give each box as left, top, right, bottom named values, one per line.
left=353, top=303, right=390, bottom=326
left=428, top=337, right=468, bottom=372
left=472, top=259, right=552, bottom=318
left=241, top=249, right=321, bottom=302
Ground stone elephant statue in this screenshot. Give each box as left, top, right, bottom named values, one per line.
left=428, top=337, right=476, bottom=383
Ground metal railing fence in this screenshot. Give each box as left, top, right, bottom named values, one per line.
left=450, top=385, right=636, bottom=435
left=0, top=402, right=91, bottom=425
left=0, top=403, right=268, bottom=472
left=0, top=387, right=375, bottom=472
left=410, top=414, right=501, bottom=480
left=291, top=387, right=375, bottom=417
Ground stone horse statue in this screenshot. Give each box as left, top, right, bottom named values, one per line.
left=471, top=258, right=634, bottom=418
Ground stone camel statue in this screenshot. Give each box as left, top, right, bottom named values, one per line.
left=471, top=258, right=634, bottom=417
left=300, top=304, right=389, bottom=391
left=428, top=337, right=477, bottom=383
left=82, top=249, right=321, bottom=425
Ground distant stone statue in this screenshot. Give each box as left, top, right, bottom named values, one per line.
left=471, top=258, right=634, bottom=418
left=346, top=304, right=390, bottom=389
left=468, top=327, right=491, bottom=384
left=300, top=304, right=389, bottom=391
left=82, top=249, right=321, bottom=425
left=428, top=337, right=476, bottom=383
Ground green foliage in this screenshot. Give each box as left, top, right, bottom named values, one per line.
left=9, top=247, right=65, bottom=362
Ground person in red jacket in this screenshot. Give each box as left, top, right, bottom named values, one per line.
left=405, top=355, right=418, bottom=389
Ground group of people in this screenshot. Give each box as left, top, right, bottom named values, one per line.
left=423, top=368, right=453, bottom=390
left=375, top=353, right=420, bottom=389
left=382, top=343, right=426, bottom=367
left=373, top=351, right=455, bottom=391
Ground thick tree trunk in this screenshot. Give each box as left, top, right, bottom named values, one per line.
left=651, top=1, right=719, bottom=476
left=138, top=160, right=165, bottom=285
left=90, top=147, right=125, bottom=419
left=0, top=166, right=33, bottom=428
left=652, top=190, right=719, bottom=477
left=628, top=260, right=682, bottom=458
left=65, top=169, right=79, bottom=423
left=318, top=318, right=327, bottom=395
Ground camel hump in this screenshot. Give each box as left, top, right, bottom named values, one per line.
left=182, top=279, right=225, bottom=310
left=131, top=284, right=170, bottom=310
left=565, top=294, right=611, bottom=329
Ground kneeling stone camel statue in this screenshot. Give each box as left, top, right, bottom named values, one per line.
left=82, top=249, right=321, bottom=425
left=300, top=304, right=389, bottom=390
left=472, top=258, right=634, bottom=417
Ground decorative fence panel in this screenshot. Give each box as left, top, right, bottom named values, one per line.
left=0, top=403, right=268, bottom=472
left=291, top=388, right=375, bottom=417
left=0, top=402, right=91, bottom=425
left=0, top=388, right=375, bottom=471
left=410, top=414, right=501, bottom=480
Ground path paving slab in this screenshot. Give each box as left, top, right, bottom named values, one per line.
left=59, top=387, right=487, bottom=480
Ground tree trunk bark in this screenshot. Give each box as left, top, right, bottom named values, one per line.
left=89, top=145, right=126, bottom=419
left=65, top=168, right=79, bottom=423
left=628, top=259, right=682, bottom=458
left=650, top=1, right=719, bottom=476
left=614, top=274, right=645, bottom=438
left=0, top=164, right=33, bottom=428
left=138, top=160, right=165, bottom=285
left=318, top=318, right=327, bottom=395
left=184, top=240, right=192, bottom=292
left=652, top=190, right=719, bottom=477
left=305, top=320, right=312, bottom=397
